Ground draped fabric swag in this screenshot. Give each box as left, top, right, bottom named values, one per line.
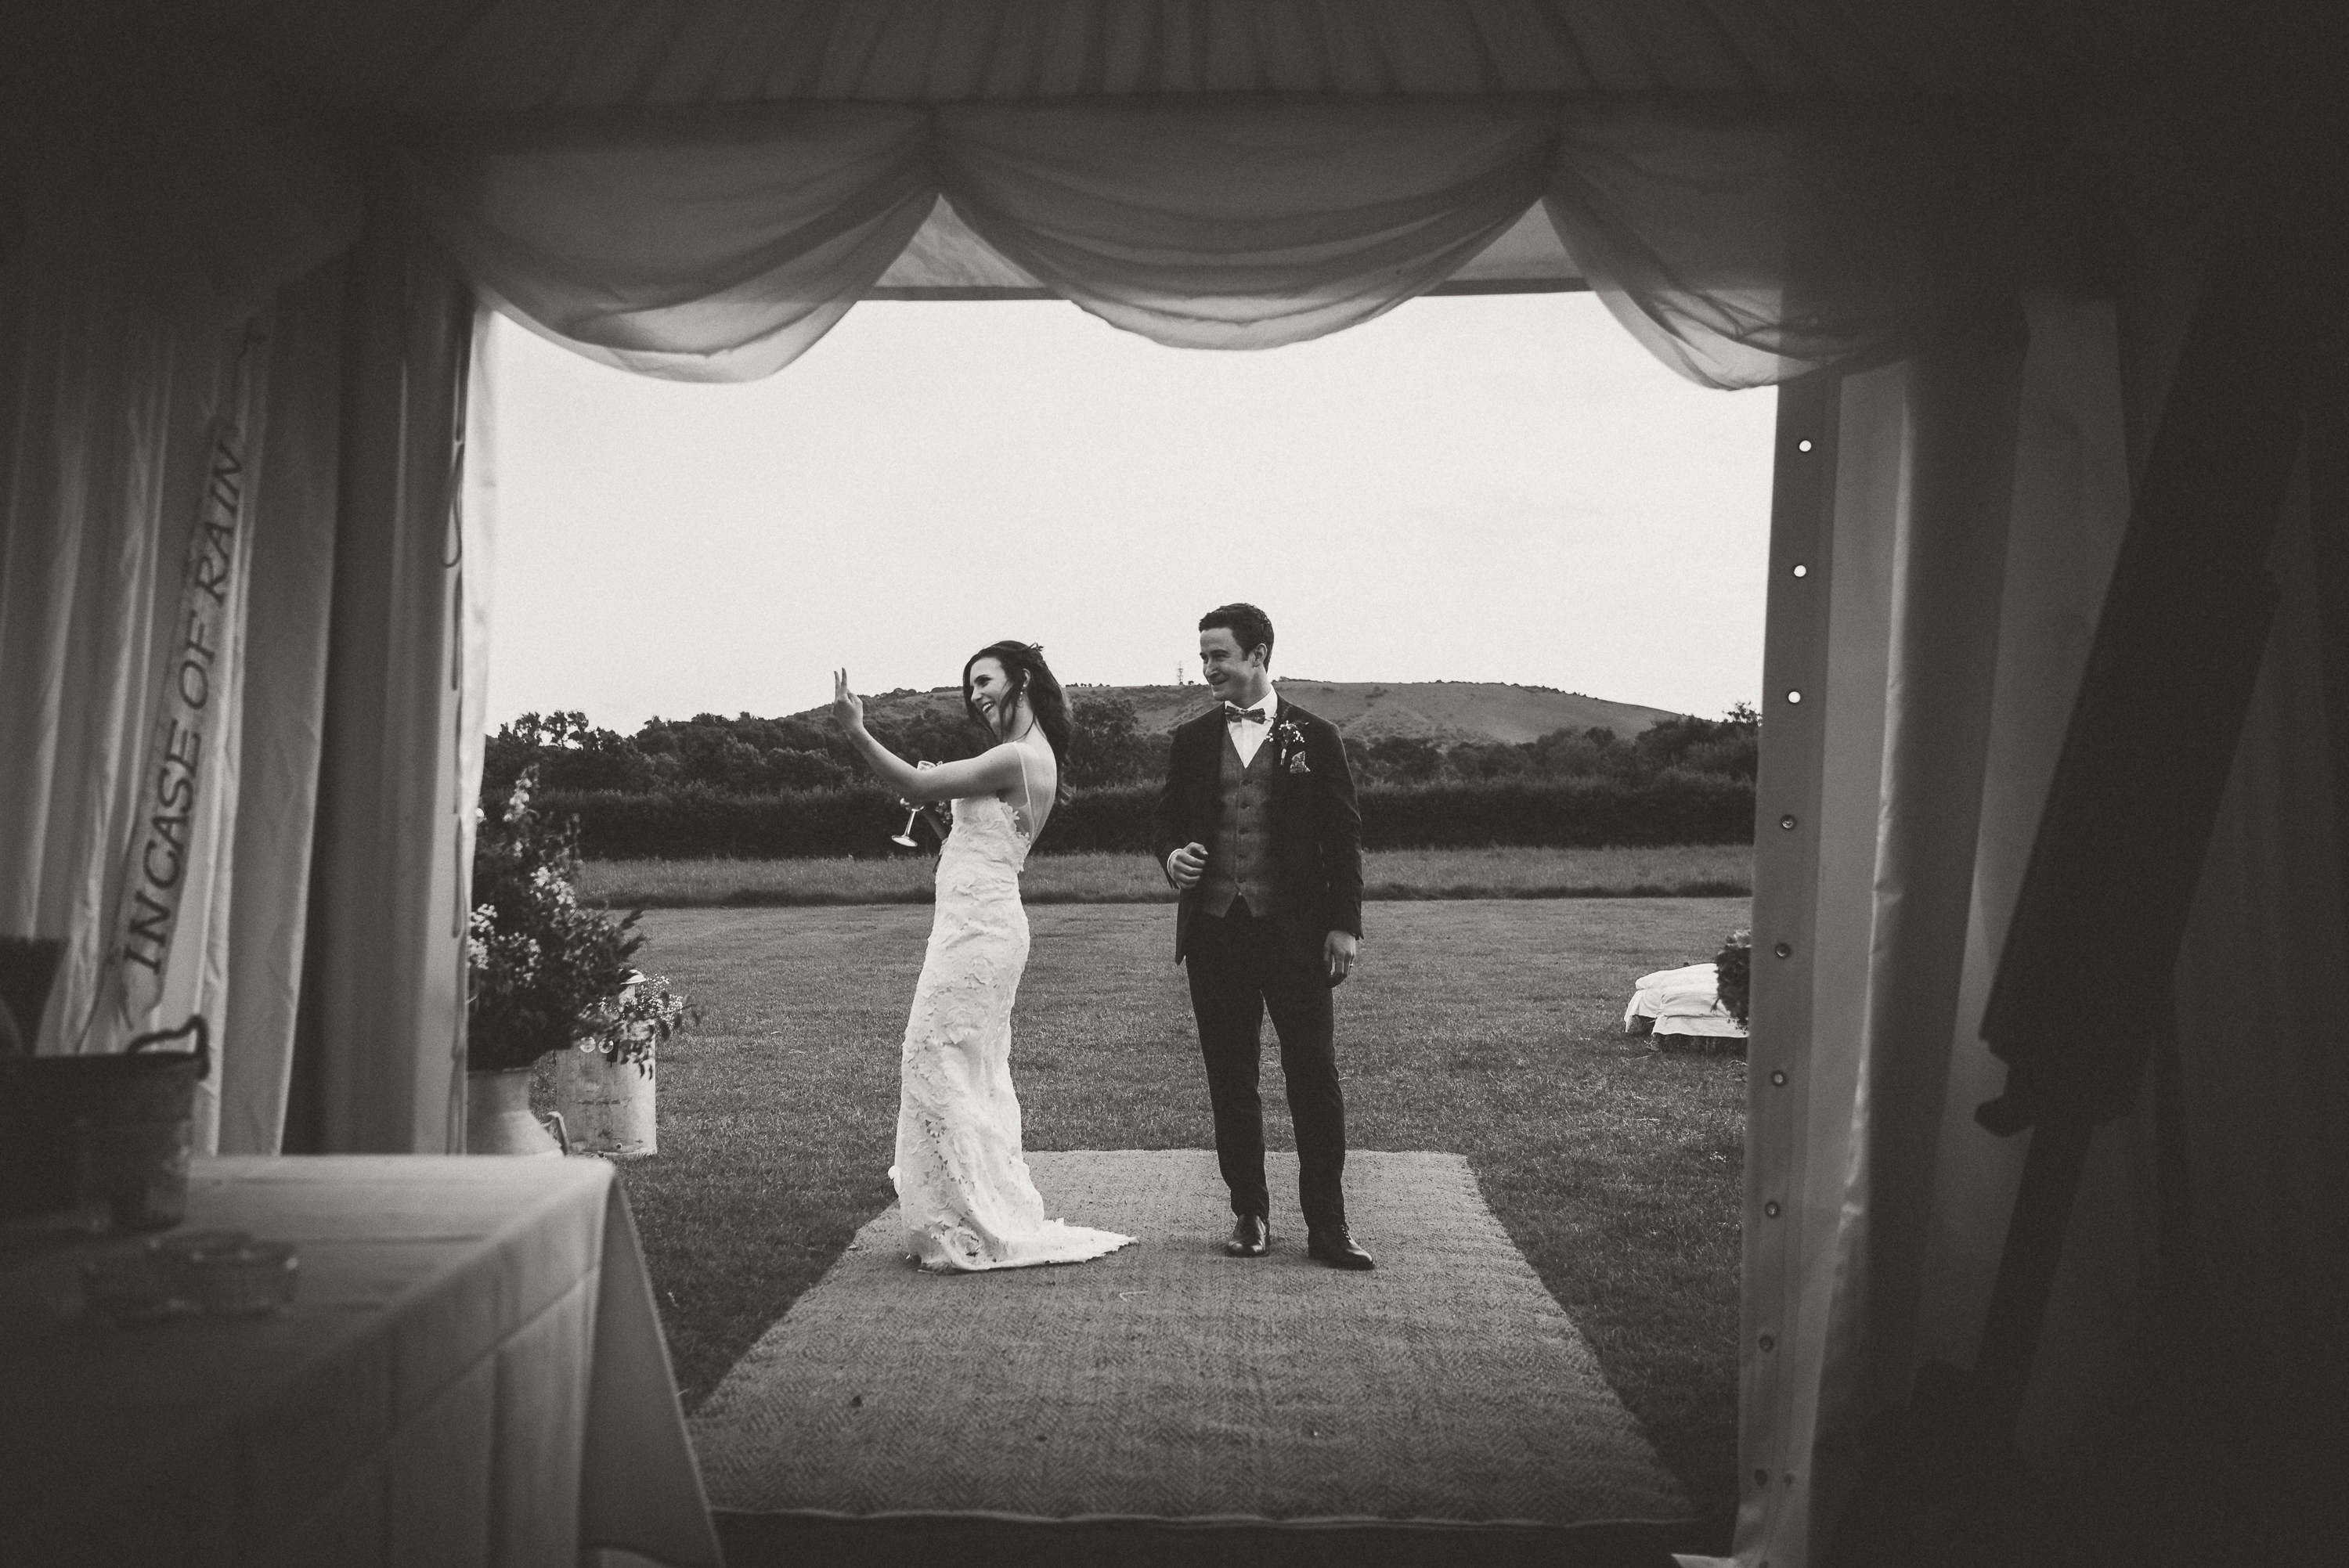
left=402, top=93, right=2043, bottom=386
left=4, top=5, right=2336, bottom=1563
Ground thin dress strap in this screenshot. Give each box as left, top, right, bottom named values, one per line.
left=1011, top=740, right=1034, bottom=838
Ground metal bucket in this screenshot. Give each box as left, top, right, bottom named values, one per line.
left=0, top=1015, right=210, bottom=1232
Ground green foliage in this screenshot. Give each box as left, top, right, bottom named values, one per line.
left=543, top=784, right=901, bottom=859
left=466, top=768, right=646, bottom=1070
left=483, top=701, right=1760, bottom=856
left=1713, top=929, right=1752, bottom=1026
left=1064, top=694, right=1171, bottom=788
left=485, top=710, right=666, bottom=798
left=1360, top=773, right=1753, bottom=848
left=488, top=700, right=1758, bottom=804
left=485, top=704, right=1001, bottom=809
left=1445, top=739, right=1535, bottom=780
left=1629, top=708, right=1759, bottom=782
left=539, top=773, right=1753, bottom=860
left=1348, top=734, right=1445, bottom=784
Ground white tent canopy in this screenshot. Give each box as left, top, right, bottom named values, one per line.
left=2, top=3, right=2336, bottom=1563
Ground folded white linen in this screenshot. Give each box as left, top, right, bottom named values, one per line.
left=1624, top=961, right=1746, bottom=1036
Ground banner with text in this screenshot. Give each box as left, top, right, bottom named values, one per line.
left=114, top=421, right=251, bottom=1034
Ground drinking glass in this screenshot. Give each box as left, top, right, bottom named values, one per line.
left=890, top=762, right=937, bottom=847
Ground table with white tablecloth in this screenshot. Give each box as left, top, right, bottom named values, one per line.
left=0, top=1156, right=723, bottom=1568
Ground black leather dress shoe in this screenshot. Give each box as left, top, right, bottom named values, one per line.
left=1306, top=1228, right=1375, bottom=1271
left=1225, top=1214, right=1270, bottom=1257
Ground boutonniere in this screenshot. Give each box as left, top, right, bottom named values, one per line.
left=1274, top=717, right=1310, bottom=773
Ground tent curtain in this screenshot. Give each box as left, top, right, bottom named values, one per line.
left=0, top=102, right=358, bottom=1152
left=1787, top=298, right=2110, bottom=1557
left=1816, top=299, right=2031, bottom=1462
left=283, top=211, right=485, bottom=1155
left=1723, top=265, right=2346, bottom=1565
left=400, top=93, right=2061, bottom=386
left=212, top=263, right=348, bottom=1152
left=1729, top=292, right=2130, bottom=1566
left=0, top=206, right=264, bottom=1083
left=0, top=33, right=489, bottom=1161
left=2154, top=456, right=2349, bottom=1552
left=0, top=205, right=487, bottom=1161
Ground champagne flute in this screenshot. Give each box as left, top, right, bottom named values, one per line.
left=889, top=762, right=936, bottom=848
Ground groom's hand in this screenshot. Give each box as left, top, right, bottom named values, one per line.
left=1324, top=931, right=1359, bottom=986
left=1167, top=842, right=1208, bottom=890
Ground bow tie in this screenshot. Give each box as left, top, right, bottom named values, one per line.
left=1224, top=705, right=1268, bottom=725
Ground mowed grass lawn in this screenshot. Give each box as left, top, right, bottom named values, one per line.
left=581, top=842, right=1752, bottom=907
left=601, top=897, right=1749, bottom=1522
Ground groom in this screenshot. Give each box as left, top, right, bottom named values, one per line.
left=1152, top=604, right=1373, bottom=1271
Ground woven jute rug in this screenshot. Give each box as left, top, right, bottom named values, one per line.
left=690, top=1149, right=1690, bottom=1527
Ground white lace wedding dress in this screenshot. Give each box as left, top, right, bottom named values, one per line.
left=889, top=762, right=1134, bottom=1272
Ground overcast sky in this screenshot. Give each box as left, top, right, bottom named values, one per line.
left=481, top=291, right=1777, bottom=732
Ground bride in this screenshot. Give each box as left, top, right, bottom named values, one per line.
left=832, top=642, right=1134, bottom=1273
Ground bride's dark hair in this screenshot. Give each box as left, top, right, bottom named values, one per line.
left=962, top=641, right=1071, bottom=806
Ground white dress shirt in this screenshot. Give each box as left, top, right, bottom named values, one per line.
left=1224, top=679, right=1279, bottom=770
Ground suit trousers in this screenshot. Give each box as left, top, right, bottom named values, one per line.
left=1185, top=901, right=1348, bottom=1231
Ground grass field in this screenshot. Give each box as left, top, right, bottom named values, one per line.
left=581, top=896, right=1750, bottom=1530
left=578, top=842, right=1753, bottom=907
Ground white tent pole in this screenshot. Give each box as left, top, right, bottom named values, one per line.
left=1730, top=369, right=1840, bottom=1560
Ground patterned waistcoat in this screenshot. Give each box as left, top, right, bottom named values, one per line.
left=1199, top=729, right=1277, bottom=918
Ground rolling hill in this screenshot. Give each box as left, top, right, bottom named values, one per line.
left=820, top=680, right=1682, bottom=746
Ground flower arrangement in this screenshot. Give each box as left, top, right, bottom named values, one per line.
left=466, top=768, right=648, bottom=1072
left=573, top=971, right=698, bottom=1074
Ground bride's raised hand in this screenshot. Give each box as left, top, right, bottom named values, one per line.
left=831, top=669, right=865, bottom=733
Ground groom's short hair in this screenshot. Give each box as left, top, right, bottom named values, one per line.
left=1200, top=603, right=1274, bottom=665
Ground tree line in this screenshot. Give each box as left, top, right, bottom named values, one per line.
left=482, top=696, right=1759, bottom=806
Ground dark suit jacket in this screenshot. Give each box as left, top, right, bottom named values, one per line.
left=1150, top=697, right=1364, bottom=964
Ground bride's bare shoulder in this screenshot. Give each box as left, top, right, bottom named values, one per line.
left=979, top=737, right=1053, bottom=785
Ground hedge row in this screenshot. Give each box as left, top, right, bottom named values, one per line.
left=1357, top=774, right=1752, bottom=849
left=542, top=773, right=1752, bottom=860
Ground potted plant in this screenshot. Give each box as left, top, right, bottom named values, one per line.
left=464, top=768, right=645, bottom=1155
left=555, top=971, right=696, bottom=1156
